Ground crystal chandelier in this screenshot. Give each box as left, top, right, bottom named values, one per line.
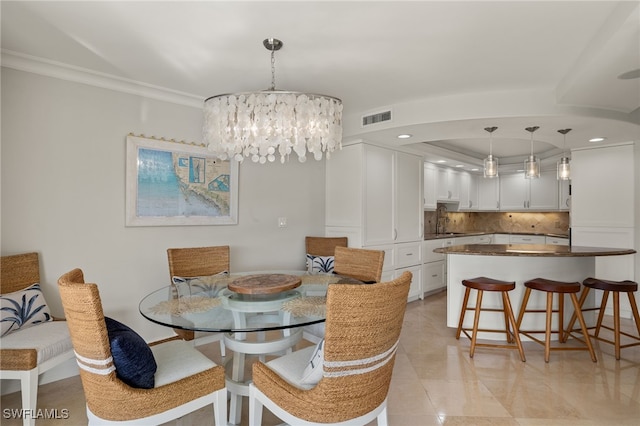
left=483, top=126, right=499, bottom=178
left=524, top=126, right=540, bottom=179
left=203, top=38, right=343, bottom=164
left=557, top=128, right=571, bottom=180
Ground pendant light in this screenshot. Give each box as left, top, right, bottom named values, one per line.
left=203, top=38, right=343, bottom=164
left=524, top=126, right=540, bottom=179
left=557, top=128, right=571, bottom=180
left=483, top=126, right=499, bottom=178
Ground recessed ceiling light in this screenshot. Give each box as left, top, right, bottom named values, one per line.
left=397, top=134, right=412, bottom=139
left=589, top=137, right=606, bottom=143
left=436, top=160, right=446, bottom=163
left=455, top=164, right=464, bottom=168
left=471, top=168, right=479, bottom=171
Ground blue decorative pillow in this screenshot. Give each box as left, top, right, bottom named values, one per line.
left=105, top=317, right=157, bottom=389
left=1, top=283, right=52, bottom=337
left=306, top=254, right=335, bottom=274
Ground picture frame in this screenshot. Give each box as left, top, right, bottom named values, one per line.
left=125, top=134, right=238, bottom=226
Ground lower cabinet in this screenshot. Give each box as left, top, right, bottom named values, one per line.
left=423, top=260, right=445, bottom=294
left=370, top=242, right=423, bottom=301
left=397, top=264, right=423, bottom=302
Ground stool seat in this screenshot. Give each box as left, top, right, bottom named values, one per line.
left=456, top=276, right=525, bottom=362
left=463, top=277, right=515, bottom=292
left=517, top=278, right=596, bottom=363
left=583, top=277, right=638, bottom=293
left=525, top=278, right=580, bottom=293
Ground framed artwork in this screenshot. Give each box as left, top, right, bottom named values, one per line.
left=125, top=134, right=238, bottom=226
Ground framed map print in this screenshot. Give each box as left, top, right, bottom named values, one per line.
left=126, top=134, right=238, bottom=226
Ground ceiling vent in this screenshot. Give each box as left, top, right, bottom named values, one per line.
left=362, top=110, right=392, bottom=127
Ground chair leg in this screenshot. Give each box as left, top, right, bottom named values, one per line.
left=563, top=287, right=590, bottom=343
left=21, top=370, right=38, bottom=426
left=594, top=291, right=610, bottom=338
left=516, top=287, right=532, bottom=331
left=545, top=292, right=553, bottom=363
left=628, top=292, right=640, bottom=337
left=569, top=293, right=597, bottom=362
left=248, top=385, right=263, bottom=426
left=557, top=293, right=564, bottom=343
left=220, top=340, right=226, bottom=357
left=503, top=291, right=526, bottom=362
left=501, top=291, right=512, bottom=343
left=469, top=290, right=484, bottom=358
left=456, top=287, right=471, bottom=339
left=213, top=388, right=227, bottom=426
left=613, top=291, right=621, bottom=360
left=376, top=405, right=389, bottom=426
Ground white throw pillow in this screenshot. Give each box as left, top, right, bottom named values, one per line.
left=306, top=254, right=335, bottom=274
left=300, top=339, right=324, bottom=385
left=1, top=283, right=53, bottom=337
left=172, top=271, right=228, bottom=297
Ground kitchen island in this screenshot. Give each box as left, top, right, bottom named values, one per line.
left=435, top=244, right=636, bottom=340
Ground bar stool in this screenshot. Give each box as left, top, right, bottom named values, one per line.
left=516, top=278, right=596, bottom=363
left=564, top=278, right=640, bottom=360
left=456, top=277, right=525, bottom=361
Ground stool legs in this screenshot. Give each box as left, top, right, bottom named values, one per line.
left=456, top=286, right=525, bottom=362
left=566, top=287, right=640, bottom=360
left=517, top=286, right=596, bottom=363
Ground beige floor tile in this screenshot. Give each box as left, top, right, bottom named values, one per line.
left=2, top=289, right=639, bottom=425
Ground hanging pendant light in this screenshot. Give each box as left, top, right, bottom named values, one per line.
left=203, top=38, right=343, bottom=164
left=557, top=128, right=571, bottom=180
left=483, top=126, right=499, bottom=178
left=524, top=126, right=540, bottom=179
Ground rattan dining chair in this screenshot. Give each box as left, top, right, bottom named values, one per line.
left=305, top=236, right=348, bottom=258
left=249, top=271, right=412, bottom=426
left=303, top=236, right=348, bottom=344
left=0, top=252, right=74, bottom=426
left=167, top=245, right=229, bottom=356
left=333, top=246, right=385, bottom=283
left=57, top=268, right=227, bottom=425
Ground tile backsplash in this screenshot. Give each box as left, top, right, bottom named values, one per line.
left=424, top=208, right=570, bottom=236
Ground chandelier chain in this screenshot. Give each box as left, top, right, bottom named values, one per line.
left=270, top=45, right=276, bottom=91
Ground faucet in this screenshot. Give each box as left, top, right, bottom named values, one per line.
left=436, top=204, right=447, bottom=234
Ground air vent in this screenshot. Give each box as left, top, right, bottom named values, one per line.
left=362, top=110, right=392, bottom=126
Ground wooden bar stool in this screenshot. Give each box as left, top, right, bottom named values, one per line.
left=564, top=278, right=640, bottom=360
left=456, top=277, right=525, bottom=361
left=516, top=278, right=596, bottom=363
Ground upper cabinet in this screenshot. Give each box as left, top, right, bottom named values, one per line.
left=326, top=143, right=423, bottom=247
left=436, top=168, right=460, bottom=202
left=499, top=170, right=559, bottom=210
left=477, top=176, right=500, bottom=210
left=559, top=179, right=570, bottom=211
left=424, top=162, right=437, bottom=210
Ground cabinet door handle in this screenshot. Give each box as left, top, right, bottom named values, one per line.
left=393, top=229, right=397, bottom=240
left=431, top=274, right=438, bottom=278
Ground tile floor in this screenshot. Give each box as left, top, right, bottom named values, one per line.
left=2, top=290, right=639, bottom=425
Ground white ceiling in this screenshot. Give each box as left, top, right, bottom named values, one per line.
left=2, top=1, right=639, bottom=170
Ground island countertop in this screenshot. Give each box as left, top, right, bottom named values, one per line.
left=434, top=244, right=636, bottom=257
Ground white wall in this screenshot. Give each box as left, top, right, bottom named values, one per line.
left=1, top=68, right=326, bottom=341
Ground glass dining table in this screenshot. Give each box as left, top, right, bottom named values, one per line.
left=139, top=270, right=362, bottom=424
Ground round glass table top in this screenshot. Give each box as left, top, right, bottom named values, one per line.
left=139, top=270, right=362, bottom=333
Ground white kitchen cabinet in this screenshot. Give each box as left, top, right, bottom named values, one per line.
left=499, top=170, right=558, bottom=210
left=477, top=176, right=500, bottom=210
left=458, top=172, right=477, bottom=210
left=493, top=234, right=510, bottom=244
left=509, top=234, right=546, bottom=244
left=546, top=236, right=569, bottom=246
left=436, top=167, right=460, bottom=202
left=423, top=260, right=445, bottom=294
left=424, top=162, right=437, bottom=209
left=397, top=263, right=423, bottom=301
left=326, top=143, right=424, bottom=301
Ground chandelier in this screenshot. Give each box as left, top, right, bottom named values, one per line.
left=483, top=126, right=499, bottom=178
left=203, top=38, right=343, bottom=164
left=524, top=126, right=540, bottom=179
left=557, top=128, right=571, bottom=180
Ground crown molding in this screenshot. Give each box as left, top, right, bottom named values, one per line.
left=1, top=49, right=203, bottom=108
